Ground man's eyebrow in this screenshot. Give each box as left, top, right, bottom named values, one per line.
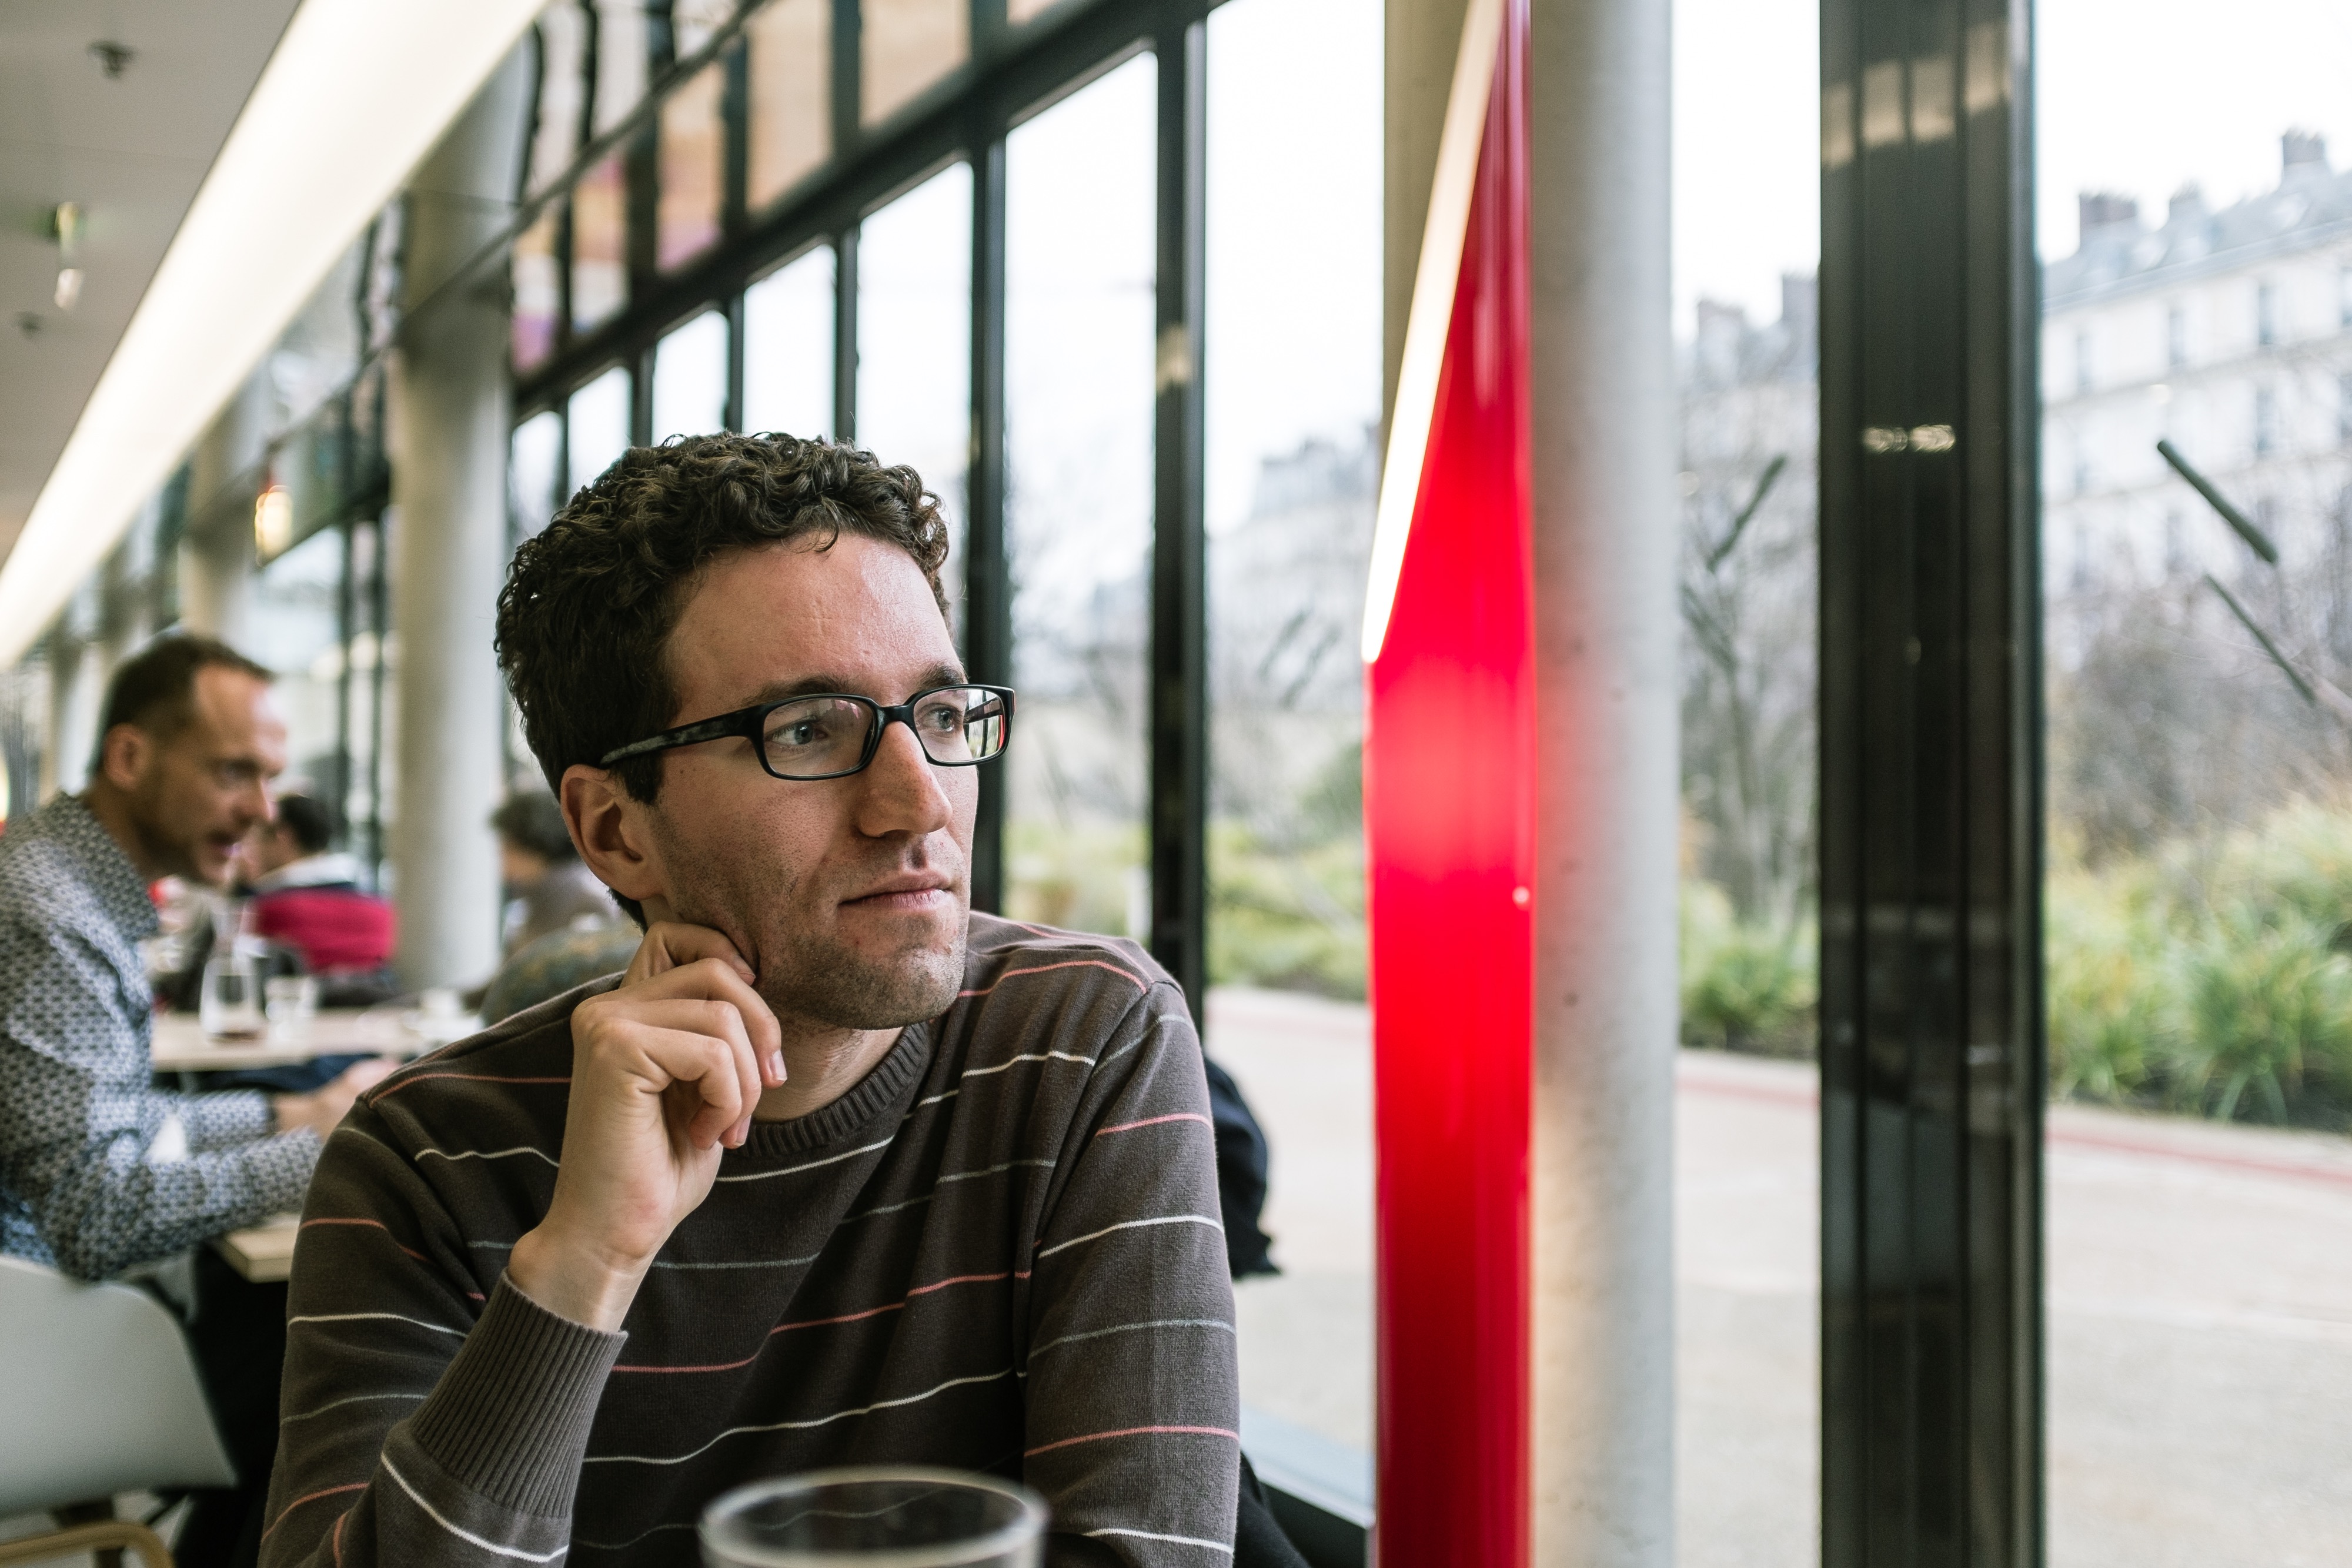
left=744, top=664, right=971, bottom=706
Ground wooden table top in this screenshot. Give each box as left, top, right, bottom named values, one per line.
left=214, top=1215, right=300, bottom=1283
left=152, top=1007, right=470, bottom=1071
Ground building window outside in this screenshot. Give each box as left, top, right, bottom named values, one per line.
left=2254, top=385, right=2276, bottom=457
left=2256, top=279, right=2277, bottom=346
left=2166, top=303, right=2187, bottom=369
left=1001, top=57, right=1156, bottom=938
left=742, top=245, right=836, bottom=440
left=651, top=310, right=730, bottom=442
left=2074, top=327, right=2093, bottom=393
left=2339, top=372, right=2352, bottom=447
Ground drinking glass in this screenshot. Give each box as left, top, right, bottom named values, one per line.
left=266, top=974, right=320, bottom=1028
left=700, top=1469, right=1045, bottom=1567
left=199, top=950, right=265, bottom=1041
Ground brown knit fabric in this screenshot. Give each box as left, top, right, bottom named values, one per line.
left=260, top=917, right=1238, bottom=1567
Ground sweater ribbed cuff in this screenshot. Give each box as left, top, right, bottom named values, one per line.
left=404, top=1275, right=626, bottom=1517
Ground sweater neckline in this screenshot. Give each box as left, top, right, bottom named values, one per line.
left=727, top=1020, right=933, bottom=1162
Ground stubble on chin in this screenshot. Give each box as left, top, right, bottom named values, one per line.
left=659, top=824, right=969, bottom=1031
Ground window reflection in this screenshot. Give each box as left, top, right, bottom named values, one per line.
left=750, top=0, right=830, bottom=208
left=671, top=0, right=733, bottom=55
left=249, top=529, right=352, bottom=828
left=1006, top=0, right=1063, bottom=23
left=1003, top=56, right=1155, bottom=938
left=658, top=61, right=726, bottom=273
left=572, top=155, right=628, bottom=333
left=744, top=246, right=836, bottom=439
left=862, top=0, right=967, bottom=126
left=857, top=163, right=971, bottom=623
left=568, top=365, right=633, bottom=493
left=591, top=0, right=649, bottom=132
left=653, top=310, right=730, bottom=441
left=526, top=3, right=588, bottom=195
left=512, top=206, right=562, bottom=372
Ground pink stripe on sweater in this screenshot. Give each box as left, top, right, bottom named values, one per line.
left=960, top=959, right=1145, bottom=998
left=300, top=1216, right=429, bottom=1262
left=1094, top=1112, right=1211, bottom=1138
left=612, top=1271, right=1023, bottom=1373
left=1025, top=1423, right=1239, bottom=1458
left=262, top=1482, right=368, bottom=1540
left=367, top=1072, right=570, bottom=1105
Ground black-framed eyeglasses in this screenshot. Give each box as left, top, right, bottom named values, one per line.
left=597, top=684, right=1015, bottom=781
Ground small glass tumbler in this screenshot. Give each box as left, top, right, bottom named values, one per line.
left=266, top=974, right=320, bottom=1029
left=700, top=1469, right=1045, bottom=1568
left=199, top=950, right=265, bottom=1041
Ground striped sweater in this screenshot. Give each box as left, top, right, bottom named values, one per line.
left=260, top=917, right=1238, bottom=1566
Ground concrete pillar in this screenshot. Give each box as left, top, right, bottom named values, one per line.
left=1387, top=0, right=1678, bottom=1560
left=1524, top=0, right=1678, bottom=1560
left=389, top=47, right=531, bottom=989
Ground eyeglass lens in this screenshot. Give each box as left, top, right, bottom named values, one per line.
left=757, top=688, right=1008, bottom=778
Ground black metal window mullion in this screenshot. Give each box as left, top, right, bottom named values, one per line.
left=1147, top=18, right=1208, bottom=1021
left=1818, top=0, right=2042, bottom=1564
left=967, top=127, right=1010, bottom=914
left=833, top=224, right=858, bottom=443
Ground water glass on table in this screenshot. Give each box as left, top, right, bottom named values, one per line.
left=700, top=1469, right=1045, bottom=1567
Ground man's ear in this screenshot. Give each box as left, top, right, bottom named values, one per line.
left=95, top=723, right=152, bottom=793
left=562, top=765, right=669, bottom=913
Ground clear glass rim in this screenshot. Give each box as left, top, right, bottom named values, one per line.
left=699, top=1466, right=1047, bottom=1568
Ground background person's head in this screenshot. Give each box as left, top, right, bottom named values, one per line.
left=496, top=432, right=964, bottom=1031
left=248, top=793, right=335, bottom=878
left=83, top=634, right=284, bottom=885
left=490, top=790, right=577, bottom=892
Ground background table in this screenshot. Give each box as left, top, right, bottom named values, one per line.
left=152, top=1007, right=469, bottom=1073
left=215, top=1216, right=300, bottom=1282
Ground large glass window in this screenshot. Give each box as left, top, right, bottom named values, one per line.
left=744, top=245, right=837, bottom=439
left=1671, top=0, right=1823, bottom=1562
left=509, top=409, right=564, bottom=537
left=856, top=162, right=972, bottom=615
left=1001, top=55, right=1155, bottom=938
left=247, top=528, right=348, bottom=805
left=652, top=310, right=730, bottom=442
left=861, top=0, right=967, bottom=126
left=2038, top=4, right=2352, bottom=1560
left=568, top=364, right=633, bottom=493
left=1200, top=0, right=1381, bottom=1462
left=749, top=0, right=831, bottom=209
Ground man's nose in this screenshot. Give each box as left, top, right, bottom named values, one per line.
left=854, top=718, right=953, bottom=837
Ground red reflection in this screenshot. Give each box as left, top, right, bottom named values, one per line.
left=1364, top=2, right=1530, bottom=1564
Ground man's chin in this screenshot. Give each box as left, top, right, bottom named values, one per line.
left=770, top=920, right=967, bottom=1031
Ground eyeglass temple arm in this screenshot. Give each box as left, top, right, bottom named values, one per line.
left=597, top=709, right=760, bottom=767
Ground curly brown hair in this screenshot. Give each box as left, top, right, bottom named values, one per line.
left=496, top=432, right=951, bottom=810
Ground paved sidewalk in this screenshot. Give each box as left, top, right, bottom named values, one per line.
left=1208, top=986, right=2352, bottom=1567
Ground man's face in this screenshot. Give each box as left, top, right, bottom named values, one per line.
left=121, top=668, right=288, bottom=885
left=637, top=534, right=975, bottom=1031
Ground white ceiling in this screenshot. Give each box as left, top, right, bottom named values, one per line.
left=0, top=0, right=302, bottom=567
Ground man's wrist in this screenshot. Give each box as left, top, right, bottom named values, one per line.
left=506, top=1223, right=650, bottom=1333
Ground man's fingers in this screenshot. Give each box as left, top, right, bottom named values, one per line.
left=626, top=921, right=757, bottom=987
left=613, top=950, right=784, bottom=1087
left=623, top=1025, right=751, bottom=1148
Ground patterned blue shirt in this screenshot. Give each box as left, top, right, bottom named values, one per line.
left=0, top=794, right=318, bottom=1279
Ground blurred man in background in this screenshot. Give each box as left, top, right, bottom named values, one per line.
left=0, top=635, right=389, bottom=1567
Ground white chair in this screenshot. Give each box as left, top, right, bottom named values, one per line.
left=0, top=1256, right=236, bottom=1567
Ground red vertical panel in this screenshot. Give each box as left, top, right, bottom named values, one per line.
left=1364, top=4, right=1532, bottom=1565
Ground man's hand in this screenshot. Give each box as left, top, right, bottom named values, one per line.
left=273, top=1057, right=400, bottom=1139
left=506, top=924, right=785, bottom=1332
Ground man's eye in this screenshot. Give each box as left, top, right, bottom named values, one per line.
left=776, top=720, right=828, bottom=748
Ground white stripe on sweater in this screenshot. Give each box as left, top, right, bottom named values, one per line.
left=582, top=1369, right=1015, bottom=1467
left=1034, top=1213, right=1224, bottom=1261
left=380, top=1452, right=571, bottom=1562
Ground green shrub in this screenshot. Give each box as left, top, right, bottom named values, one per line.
left=1681, top=880, right=1816, bottom=1055
left=2044, top=866, right=2175, bottom=1102
left=1208, top=821, right=1366, bottom=998
left=2174, top=911, right=2352, bottom=1123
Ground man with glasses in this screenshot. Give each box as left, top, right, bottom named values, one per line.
left=262, top=435, right=1248, bottom=1567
